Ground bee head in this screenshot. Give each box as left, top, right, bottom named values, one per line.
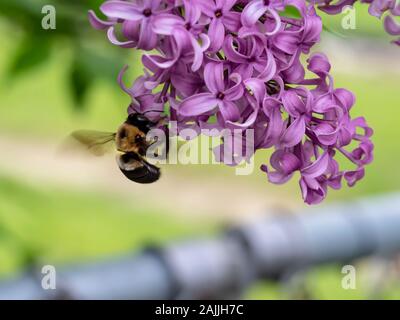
left=116, top=123, right=147, bottom=155
left=126, top=113, right=155, bottom=134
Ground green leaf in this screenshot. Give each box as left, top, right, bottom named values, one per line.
left=68, top=45, right=126, bottom=110
left=322, top=24, right=346, bottom=38
left=80, top=48, right=125, bottom=81
left=8, top=35, right=51, bottom=77
left=280, top=6, right=301, bottom=19
left=69, top=58, right=92, bottom=110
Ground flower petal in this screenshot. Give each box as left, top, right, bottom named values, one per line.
left=314, top=123, right=338, bottom=146
left=241, top=0, right=266, bottom=27
left=226, top=106, right=258, bottom=129
left=204, top=62, right=225, bottom=94
left=344, top=167, right=365, bottom=187
left=138, top=19, right=158, bottom=50
left=223, top=35, right=249, bottom=64
left=187, top=33, right=205, bottom=72
left=208, top=18, right=225, bottom=52
left=282, top=90, right=305, bottom=117
left=101, top=1, right=143, bottom=21
left=301, top=152, right=329, bottom=178
left=224, top=73, right=244, bottom=101
left=88, top=10, right=115, bottom=29
left=217, top=0, right=237, bottom=11
left=144, top=54, right=178, bottom=69
left=222, top=12, right=241, bottom=32
left=384, top=15, right=400, bottom=36
left=244, top=78, right=266, bottom=105
left=257, top=49, right=277, bottom=81
left=300, top=177, right=326, bottom=205
left=280, top=117, right=306, bottom=148
left=107, top=27, right=136, bottom=47
left=218, top=100, right=240, bottom=122
left=152, top=13, right=185, bottom=35
left=179, top=93, right=218, bottom=117
left=264, top=9, right=282, bottom=36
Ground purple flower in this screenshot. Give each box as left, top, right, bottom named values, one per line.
left=151, top=1, right=210, bottom=71
left=179, top=62, right=244, bottom=122
left=117, top=66, right=165, bottom=121
left=241, top=0, right=284, bottom=35
left=270, top=2, right=322, bottom=56
left=197, top=0, right=241, bottom=51
left=280, top=88, right=312, bottom=148
left=223, top=35, right=277, bottom=80
left=261, top=150, right=301, bottom=184
left=297, top=145, right=331, bottom=204
left=344, top=167, right=365, bottom=187
left=98, top=0, right=167, bottom=50
left=89, top=0, right=377, bottom=205
left=384, top=15, right=400, bottom=38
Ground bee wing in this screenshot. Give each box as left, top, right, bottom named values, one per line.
left=68, top=130, right=116, bottom=156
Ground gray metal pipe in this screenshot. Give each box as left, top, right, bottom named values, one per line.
left=0, top=253, right=174, bottom=300
left=235, top=193, right=400, bottom=278
left=0, top=193, right=399, bottom=299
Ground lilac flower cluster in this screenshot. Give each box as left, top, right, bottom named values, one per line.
left=313, top=0, right=400, bottom=44
left=89, top=0, right=374, bottom=205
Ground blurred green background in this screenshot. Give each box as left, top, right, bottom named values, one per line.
left=0, top=0, right=399, bottom=299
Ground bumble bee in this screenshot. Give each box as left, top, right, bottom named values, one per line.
left=69, top=112, right=167, bottom=184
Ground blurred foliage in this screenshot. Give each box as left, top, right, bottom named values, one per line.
left=319, top=2, right=390, bottom=39
left=0, top=175, right=215, bottom=277
left=247, top=264, right=400, bottom=300
left=0, top=0, right=127, bottom=110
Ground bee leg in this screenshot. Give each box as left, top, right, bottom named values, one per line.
left=160, top=124, right=169, bottom=157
